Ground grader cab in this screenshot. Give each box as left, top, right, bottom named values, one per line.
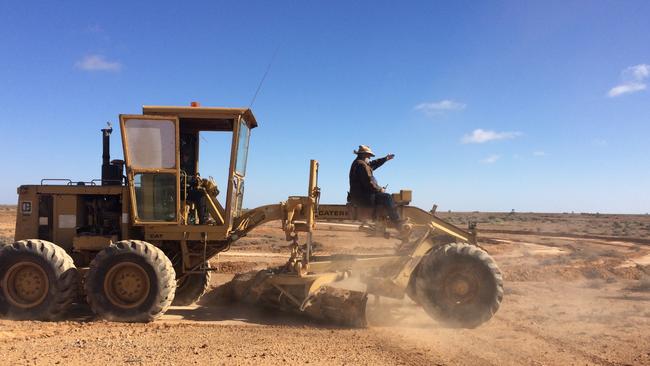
left=3, top=103, right=503, bottom=328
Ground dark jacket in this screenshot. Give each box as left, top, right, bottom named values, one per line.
left=348, top=157, right=388, bottom=206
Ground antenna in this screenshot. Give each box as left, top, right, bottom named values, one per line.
left=248, top=45, right=280, bottom=108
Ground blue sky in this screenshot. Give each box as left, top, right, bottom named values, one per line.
left=0, top=1, right=648, bottom=213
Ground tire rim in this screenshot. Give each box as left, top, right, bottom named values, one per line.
left=2, top=261, right=50, bottom=308
left=104, top=262, right=151, bottom=309
left=443, top=269, right=479, bottom=304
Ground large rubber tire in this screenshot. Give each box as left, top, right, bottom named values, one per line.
left=411, top=242, right=503, bottom=328
left=173, top=266, right=212, bottom=306
left=159, top=243, right=212, bottom=306
left=0, top=239, right=79, bottom=320
left=85, top=240, right=176, bottom=322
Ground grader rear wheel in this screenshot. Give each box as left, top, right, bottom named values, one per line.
left=0, top=240, right=79, bottom=320
left=160, top=244, right=212, bottom=306
left=411, top=242, right=503, bottom=328
left=173, top=268, right=212, bottom=306
left=85, top=240, right=176, bottom=322
left=103, top=262, right=152, bottom=309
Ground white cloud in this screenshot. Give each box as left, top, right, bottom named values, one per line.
left=608, top=83, right=646, bottom=97
left=533, top=151, right=546, bottom=156
left=75, top=54, right=122, bottom=72
left=607, top=64, right=649, bottom=97
left=628, top=64, right=650, bottom=79
left=461, top=129, right=522, bottom=144
left=414, top=100, right=466, bottom=115
left=480, top=154, right=500, bottom=164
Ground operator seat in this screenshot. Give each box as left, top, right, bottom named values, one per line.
left=346, top=192, right=387, bottom=222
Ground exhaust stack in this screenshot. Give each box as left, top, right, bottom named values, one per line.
left=101, top=123, right=123, bottom=186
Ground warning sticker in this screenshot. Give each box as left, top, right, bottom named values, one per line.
left=58, top=215, right=76, bottom=229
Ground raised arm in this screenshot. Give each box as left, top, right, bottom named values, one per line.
left=369, top=154, right=394, bottom=170
left=369, top=157, right=387, bottom=170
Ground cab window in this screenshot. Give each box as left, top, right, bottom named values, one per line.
left=235, top=120, right=250, bottom=176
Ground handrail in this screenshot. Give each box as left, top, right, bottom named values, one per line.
left=40, top=179, right=73, bottom=185
left=40, top=178, right=100, bottom=186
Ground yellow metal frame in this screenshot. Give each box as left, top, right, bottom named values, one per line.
left=142, top=105, right=257, bottom=128
left=264, top=272, right=342, bottom=309
left=223, top=115, right=242, bottom=231
left=114, top=108, right=258, bottom=243
left=119, top=114, right=181, bottom=226
left=118, top=110, right=253, bottom=232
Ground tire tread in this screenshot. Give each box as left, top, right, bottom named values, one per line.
left=414, top=242, right=504, bottom=328
left=85, top=240, right=175, bottom=322
left=0, top=239, right=79, bottom=320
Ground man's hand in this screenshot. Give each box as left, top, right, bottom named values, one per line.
left=386, top=154, right=395, bottom=161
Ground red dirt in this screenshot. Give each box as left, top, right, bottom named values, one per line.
left=1, top=208, right=650, bottom=365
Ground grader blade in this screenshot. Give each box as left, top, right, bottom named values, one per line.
left=303, top=286, right=368, bottom=327
left=228, top=270, right=368, bottom=327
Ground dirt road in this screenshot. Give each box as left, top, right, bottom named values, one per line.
left=1, top=208, right=649, bottom=365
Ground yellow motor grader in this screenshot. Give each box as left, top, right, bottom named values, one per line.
left=3, top=104, right=503, bottom=327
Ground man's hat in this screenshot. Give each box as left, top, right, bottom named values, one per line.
left=354, top=145, right=375, bottom=157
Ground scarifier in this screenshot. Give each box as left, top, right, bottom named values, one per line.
left=4, top=104, right=503, bottom=327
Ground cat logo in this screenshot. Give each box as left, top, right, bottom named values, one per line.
left=318, top=209, right=348, bottom=217
left=21, top=201, right=32, bottom=215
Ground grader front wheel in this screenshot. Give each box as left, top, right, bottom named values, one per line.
left=85, top=240, right=176, bottom=322
left=411, top=242, right=503, bottom=328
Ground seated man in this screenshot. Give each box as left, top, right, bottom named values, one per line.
left=180, top=135, right=214, bottom=225
left=348, top=145, right=401, bottom=225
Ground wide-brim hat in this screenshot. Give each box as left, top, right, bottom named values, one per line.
left=354, top=145, right=375, bottom=157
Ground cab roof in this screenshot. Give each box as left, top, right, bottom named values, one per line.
left=142, top=105, right=258, bottom=131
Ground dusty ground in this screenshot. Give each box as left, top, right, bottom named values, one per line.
left=1, top=206, right=650, bottom=365
left=0, top=205, right=15, bottom=244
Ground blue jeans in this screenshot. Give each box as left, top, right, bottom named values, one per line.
left=373, top=192, right=400, bottom=223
